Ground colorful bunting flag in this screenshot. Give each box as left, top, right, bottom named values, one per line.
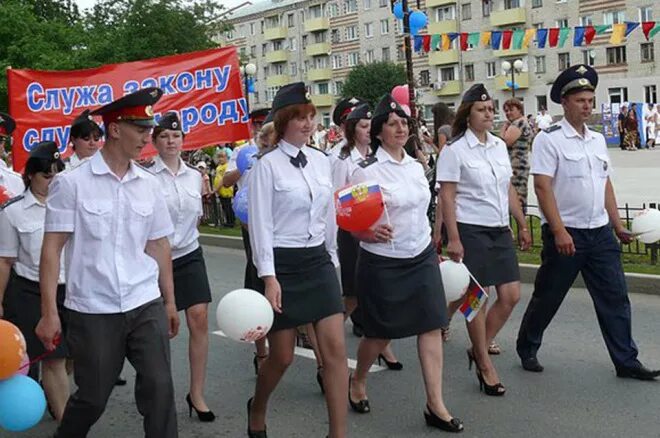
left=468, top=32, right=480, bottom=48
left=625, top=21, right=640, bottom=37
left=448, top=32, right=459, bottom=43
left=610, top=23, right=626, bottom=44
left=522, top=28, right=536, bottom=48
left=413, top=35, right=423, bottom=52
left=422, top=35, right=431, bottom=52
left=642, top=21, right=656, bottom=40
left=460, top=33, right=469, bottom=51
left=480, top=31, right=491, bottom=48
left=537, top=28, right=548, bottom=48
left=573, top=26, right=585, bottom=46
left=651, top=23, right=660, bottom=39
left=585, top=26, right=596, bottom=44
left=594, top=24, right=610, bottom=35
left=430, top=34, right=440, bottom=50
left=512, top=29, right=525, bottom=49
left=491, top=31, right=502, bottom=50
left=502, top=30, right=513, bottom=49
left=558, top=27, right=570, bottom=48
left=548, top=28, right=559, bottom=47
left=441, top=33, right=451, bottom=51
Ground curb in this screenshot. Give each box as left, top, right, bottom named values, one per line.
left=200, top=234, right=660, bottom=297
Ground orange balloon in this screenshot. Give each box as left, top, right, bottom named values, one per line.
left=0, top=320, right=27, bottom=379
left=335, top=183, right=385, bottom=232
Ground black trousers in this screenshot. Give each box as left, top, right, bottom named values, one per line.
left=55, top=298, right=177, bottom=438
left=516, top=225, right=639, bottom=369
left=220, top=196, right=235, bottom=226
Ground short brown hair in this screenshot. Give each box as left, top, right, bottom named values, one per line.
left=273, top=103, right=317, bottom=143
left=503, top=98, right=524, bottom=114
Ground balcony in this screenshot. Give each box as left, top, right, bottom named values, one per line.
left=429, top=49, right=459, bottom=66
left=311, top=94, right=335, bottom=107
left=308, top=68, right=332, bottom=82
left=426, top=0, right=456, bottom=7
left=306, top=42, right=332, bottom=57
left=266, top=75, right=291, bottom=88
left=494, top=72, right=530, bottom=91
left=304, top=17, right=330, bottom=33
left=493, top=47, right=529, bottom=57
left=490, top=8, right=526, bottom=27
left=264, top=26, right=288, bottom=41
left=428, top=19, right=458, bottom=35
left=435, top=80, right=462, bottom=96
left=265, top=50, right=288, bottom=63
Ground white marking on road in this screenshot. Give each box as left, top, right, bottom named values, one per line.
left=213, top=330, right=387, bottom=372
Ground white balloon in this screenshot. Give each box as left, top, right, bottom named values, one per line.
left=638, top=229, right=660, bottom=244
left=216, top=289, right=274, bottom=342
left=632, top=209, right=660, bottom=235
left=439, top=261, right=470, bottom=302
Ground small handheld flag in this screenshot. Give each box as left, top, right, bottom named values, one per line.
left=458, top=272, right=489, bottom=323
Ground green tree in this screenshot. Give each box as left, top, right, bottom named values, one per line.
left=341, top=62, right=407, bottom=108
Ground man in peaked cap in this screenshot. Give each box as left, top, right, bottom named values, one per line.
left=0, top=112, right=25, bottom=196
left=66, top=109, right=104, bottom=169
left=328, top=96, right=366, bottom=161
left=516, top=64, right=660, bottom=381
left=37, top=87, right=180, bottom=437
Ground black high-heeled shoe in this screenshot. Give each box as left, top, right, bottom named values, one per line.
left=253, top=354, right=267, bottom=375
left=317, top=367, right=325, bottom=394
left=377, top=354, right=403, bottom=371
left=424, top=405, right=464, bottom=433
left=348, top=375, right=370, bottom=414
left=186, top=394, right=216, bottom=422
left=467, top=349, right=506, bottom=396
left=247, top=397, right=267, bottom=438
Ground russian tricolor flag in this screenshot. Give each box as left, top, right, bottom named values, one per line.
left=459, top=277, right=489, bottom=322
left=336, top=182, right=382, bottom=209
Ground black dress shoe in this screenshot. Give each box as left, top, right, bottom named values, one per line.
left=616, top=364, right=660, bottom=381
left=521, top=357, right=544, bottom=372
left=247, top=398, right=267, bottom=438
left=424, top=405, right=464, bottom=433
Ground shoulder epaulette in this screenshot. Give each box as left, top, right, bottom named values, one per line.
left=256, top=146, right=277, bottom=159
left=544, top=124, right=561, bottom=134
left=338, top=149, right=350, bottom=161
left=358, top=155, right=378, bottom=168
left=185, top=162, right=202, bottom=173
left=307, top=145, right=329, bottom=156
left=445, top=135, right=462, bottom=147
left=1, top=195, right=24, bottom=211
left=135, top=161, right=156, bottom=175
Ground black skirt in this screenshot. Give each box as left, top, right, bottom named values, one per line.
left=173, top=246, right=212, bottom=311
left=255, top=244, right=343, bottom=332
left=355, top=243, right=448, bottom=339
left=337, top=229, right=360, bottom=297
left=458, top=222, right=520, bottom=287
left=8, top=274, right=68, bottom=370
left=240, top=226, right=261, bottom=291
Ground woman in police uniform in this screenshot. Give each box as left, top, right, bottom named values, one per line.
left=151, top=112, right=215, bottom=421
left=247, top=82, right=348, bottom=438
left=0, top=141, right=69, bottom=420
left=348, top=94, right=463, bottom=433
left=437, top=84, right=531, bottom=396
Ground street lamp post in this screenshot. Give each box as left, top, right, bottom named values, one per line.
left=501, top=59, right=524, bottom=98
left=240, top=62, right=257, bottom=113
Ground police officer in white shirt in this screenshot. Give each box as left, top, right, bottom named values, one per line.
left=516, top=65, right=660, bottom=381
left=327, top=97, right=366, bottom=161
left=150, top=111, right=215, bottom=422
left=437, top=84, right=531, bottom=397
left=0, top=112, right=25, bottom=196
left=246, top=82, right=348, bottom=438
left=65, top=110, right=103, bottom=169
left=0, top=141, right=70, bottom=420
left=36, top=87, right=180, bottom=437
left=348, top=94, right=463, bottom=433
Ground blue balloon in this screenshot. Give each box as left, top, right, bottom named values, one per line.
left=236, top=144, right=259, bottom=175
left=233, top=186, right=249, bottom=224
left=410, top=25, right=420, bottom=36
left=409, top=10, right=428, bottom=29
left=393, top=2, right=404, bottom=19
left=0, top=375, right=46, bottom=432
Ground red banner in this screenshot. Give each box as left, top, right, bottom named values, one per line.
left=7, top=46, right=250, bottom=171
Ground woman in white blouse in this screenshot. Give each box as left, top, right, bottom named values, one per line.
left=247, top=83, right=347, bottom=438
left=150, top=112, right=215, bottom=422
left=348, top=94, right=463, bottom=433
left=437, top=84, right=531, bottom=397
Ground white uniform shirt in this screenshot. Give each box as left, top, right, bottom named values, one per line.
left=248, top=140, right=338, bottom=277
left=351, top=146, right=432, bottom=259
left=535, top=113, right=553, bottom=131
left=437, top=129, right=512, bottom=227
left=531, top=118, right=610, bottom=229
left=44, top=151, right=174, bottom=314
left=151, top=156, right=203, bottom=259
left=327, top=139, right=347, bottom=166
left=331, top=146, right=371, bottom=190
left=0, top=190, right=65, bottom=283
left=0, top=165, right=25, bottom=197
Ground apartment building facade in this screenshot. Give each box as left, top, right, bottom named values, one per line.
left=223, top=0, right=660, bottom=122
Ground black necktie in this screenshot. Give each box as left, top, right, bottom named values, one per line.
left=290, top=151, right=308, bottom=168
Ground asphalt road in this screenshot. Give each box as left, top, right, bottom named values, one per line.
left=13, top=245, right=660, bottom=438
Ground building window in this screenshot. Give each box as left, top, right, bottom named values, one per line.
left=461, top=3, right=471, bottom=20
left=273, top=64, right=285, bottom=75
left=504, top=0, right=521, bottom=9
left=558, top=52, right=570, bottom=71
left=364, top=22, right=373, bottom=38
left=332, top=54, right=343, bottom=69
left=335, top=81, right=344, bottom=94
left=290, top=62, right=298, bottom=76
left=250, top=45, right=256, bottom=57
left=348, top=52, right=360, bottom=66
left=482, top=0, right=492, bottom=17
left=486, top=61, right=497, bottom=78
left=532, top=0, right=542, bottom=8
left=556, top=18, right=568, bottom=28
left=420, top=70, right=430, bottom=86
left=640, top=6, right=653, bottom=22
left=263, top=65, right=270, bottom=76
left=331, top=29, right=341, bottom=43
left=380, top=19, right=389, bottom=35
left=464, top=64, right=475, bottom=81
left=250, top=23, right=255, bottom=35
left=645, top=85, right=657, bottom=103
left=382, top=47, right=391, bottom=61
left=440, top=67, right=456, bottom=81
left=328, top=3, right=339, bottom=17
left=606, top=46, right=627, bottom=65
left=314, top=57, right=328, bottom=69
left=273, top=40, right=283, bottom=50
left=309, top=4, right=323, bottom=18
left=313, top=33, right=326, bottom=44
left=534, top=56, right=546, bottom=73
left=536, top=95, right=548, bottom=112
left=641, top=43, right=655, bottom=62
left=435, top=5, right=456, bottom=21
left=288, top=37, right=297, bottom=51
left=580, top=15, right=593, bottom=26
left=317, top=82, right=330, bottom=94
left=364, top=0, right=371, bottom=10
left=345, top=0, right=358, bottom=13
left=346, top=25, right=358, bottom=40
left=261, top=43, right=268, bottom=54
left=287, top=13, right=295, bottom=27
left=608, top=87, right=628, bottom=104
left=603, top=10, right=625, bottom=25
left=379, top=0, right=388, bottom=7
left=582, top=49, right=595, bottom=66
left=365, top=49, right=374, bottom=63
